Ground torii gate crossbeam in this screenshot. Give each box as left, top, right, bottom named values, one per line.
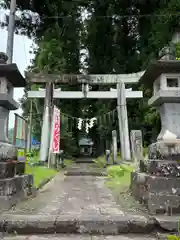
left=28, top=90, right=142, bottom=99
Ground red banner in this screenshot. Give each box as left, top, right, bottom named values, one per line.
left=52, top=107, right=60, bottom=153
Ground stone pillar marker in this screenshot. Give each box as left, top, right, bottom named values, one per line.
left=112, top=130, right=117, bottom=164
left=0, top=52, right=33, bottom=210
left=131, top=57, right=180, bottom=215
left=130, top=130, right=143, bottom=169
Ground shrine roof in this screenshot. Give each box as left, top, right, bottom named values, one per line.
left=140, top=60, right=180, bottom=87
left=0, top=63, right=26, bottom=87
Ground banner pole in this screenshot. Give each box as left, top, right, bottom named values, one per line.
left=48, top=105, right=55, bottom=168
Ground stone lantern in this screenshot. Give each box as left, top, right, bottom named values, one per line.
left=0, top=52, right=33, bottom=210
left=131, top=59, right=180, bottom=215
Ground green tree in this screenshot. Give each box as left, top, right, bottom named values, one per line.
left=16, top=0, right=83, bottom=156
left=3, top=0, right=180, bottom=155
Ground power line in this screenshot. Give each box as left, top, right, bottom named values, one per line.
left=39, top=12, right=180, bottom=20
left=1, top=10, right=180, bottom=24
left=31, top=108, right=117, bottom=122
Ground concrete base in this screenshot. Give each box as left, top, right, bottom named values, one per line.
left=131, top=140, right=180, bottom=214
left=0, top=174, right=33, bottom=211
left=0, top=162, right=16, bottom=178
left=148, top=140, right=180, bottom=160
left=0, top=161, right=26, bottom=179
left=131, top=172, right=180, bottom=214
left=16, top=162, right=25, bottom=175
left=0, top=142, right=17, bottom=161
left=0, top=214, right=155, bottom=235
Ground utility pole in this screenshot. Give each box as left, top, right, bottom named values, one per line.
left=27, top=99, right=33, bottom=152
left=6, top=0, right=16, bottom=64
left=117, top=82, right=131, bottom=161
left=6, top=0, right=16, bottom=137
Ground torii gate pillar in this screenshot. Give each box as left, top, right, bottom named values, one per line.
left=117, top=82, right=131, bottom=161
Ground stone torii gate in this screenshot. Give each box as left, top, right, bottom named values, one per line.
left=26, top=72, right=144, bottom=162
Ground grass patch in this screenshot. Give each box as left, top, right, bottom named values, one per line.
left=64, top=159, right=73, bottom=167
left=92, top=154, right=121, bottom=169
left=93, top=156, right=107, bottom=168
left=25, top=153, right=72, bottom=188
left=105, top=164, right=133, bottom=192
left=105, top=163, right=147, bottom=214
left=25, top=164, right=57, bottom=188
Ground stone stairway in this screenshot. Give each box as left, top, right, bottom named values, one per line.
left=0, top=234, right=160, bottom=239
left=75, top=157, right=94, bottom=163
left=0, top=162, right=176, bottom=239
left=65, top=163, right=107, bottom=176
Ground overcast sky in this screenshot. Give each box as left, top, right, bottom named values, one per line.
left=0, top=29, right=33, bottom=129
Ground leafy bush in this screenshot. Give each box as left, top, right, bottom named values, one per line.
left=105, top=164, right=134, bottom=193
left=168, top=236, right=180, bottom=240
left=107, top=165, right=125, bottom=178
left=93, top=156, right=106, bottom=168
left=107, top=164, right=133, bottom=178
left=26, top=150, right=40, bottom=166
left=117, top=152, right=121, bottom=158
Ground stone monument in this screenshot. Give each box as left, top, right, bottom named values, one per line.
left=131, top=57, right=180, bottom=215
left=130, top=130, right=143, bottom=170
left=0, top=52, right=33, bottom=210
left=112, top=130, right=117, bottom=164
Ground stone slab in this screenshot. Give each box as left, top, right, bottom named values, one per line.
left=0, top=214, right=155, bottom=235
left=1, top=234, right=157, bottom=240
left=1, top=236, right=29, bottom=240
left=0, top=174, right=33, bottom=212
left=147, top=159, right=180, bottom=177
left=75, top=159, right=94, bottom=163
left=146, top=175, right=180, bottom=194
left=0, top=214, right=57, bottom=234
left=131, top=171, right=180, bottom=214
left=65, top=171, right=107, bottom=176
left=92, top=236, right=156, bottom=240
left=130, top=130, right=143, bottom=164
left=147, top=193, right=180, bottom=215
left=0, top=142, right=17, bottom=161
left=16, top=162, right=26, bottom=175
left=0, top=93, right=19, bottom=110
left=154, top=215, right=180, bottom=232
left=148, top=140, right=180, bottom=160
left=0, top=174, right=33, bottom=196
left=130, top=172, right=147, bottom=201
left=0, top=59, right=26, bottom=88
left=0, top=162, right=16, bottom=178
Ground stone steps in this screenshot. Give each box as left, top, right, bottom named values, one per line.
left=65, top=162, right=107, bottom=176
left=75, top=160, right=94, bottom=163
left=0, top=214, right=155, bottom=235
left=1, top=162, right=178, bottom=239
left=0, top=213, right=178, bottom=237
left=0, top=233, right=159, bottom=239
left=65, top=171, right=107, bottom=176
